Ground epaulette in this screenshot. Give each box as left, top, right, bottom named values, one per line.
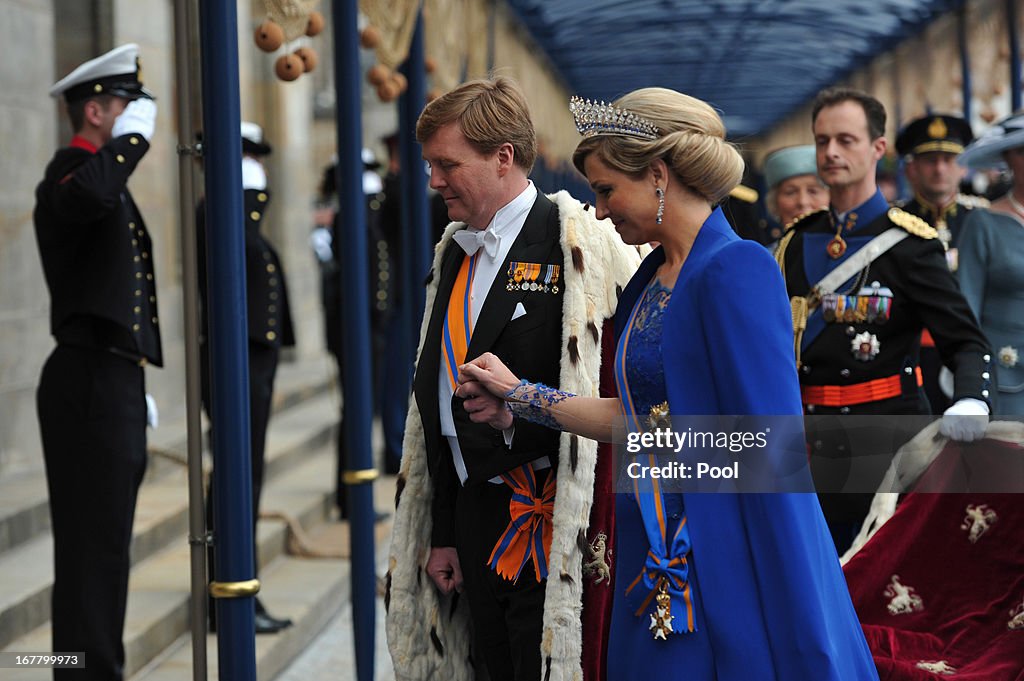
left=956, top=193, right=991, bottom=209
left=729, top=184, right=759, bottom=204
left=887, top=207, right=938, bottom=239
left=783, top=207, right=828, bottom=232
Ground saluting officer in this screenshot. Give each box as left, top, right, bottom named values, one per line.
left=196, top=122, right=295, bottom=634
left=34, top=44, right=160, bottom=680
left=775, top=88, right=993, bottom=553
left=896, top=114, right=988, bottom=413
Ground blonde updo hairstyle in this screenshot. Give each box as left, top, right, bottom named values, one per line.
left=572, top=87, right=743, bottom=205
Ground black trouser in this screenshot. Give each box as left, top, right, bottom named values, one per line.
left=806, top=391, right=929, bottom=553
left=202, top=342, right=279, bottom=608
left=38, top=345, right=147, bottom=681
left=454, top=471, right=550, bottom=681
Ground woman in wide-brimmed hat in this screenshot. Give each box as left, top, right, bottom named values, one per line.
left=957, top=111, right=1024, bottom=414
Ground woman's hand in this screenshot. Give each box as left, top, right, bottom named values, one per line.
left=457, top=352, right=521, bottom=397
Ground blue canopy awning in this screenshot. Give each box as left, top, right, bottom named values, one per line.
left=505, top=0, right=967, bottom=139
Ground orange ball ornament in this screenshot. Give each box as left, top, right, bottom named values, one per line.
left=391, top=72, right=408, bottom=94
left=360, top=25, right=382, bottom=49
left=377, top=80, right=400, bottom=102
left=275, top=53, right=304, bottom=81
left=295, top=47, right=318, bottom=73
left=366, top=64, right=391, bottom=86
left=306, top=11, right=325, bottom=37
left=255, top=20, right=284, bottom=52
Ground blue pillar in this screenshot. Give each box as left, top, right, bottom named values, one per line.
left=197, top=2, right=257, bottom=679
left=331, top=2, right=376, bottom=679
left=959, top=5, right=972, bottom=124
left=400, top=12, right=430, bottom=343
left=1009, top=0, right=1022, bottom=111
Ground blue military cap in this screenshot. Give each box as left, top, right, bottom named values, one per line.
left=49, top=43, right=154, bottom=103
left=895, top=114, right=972, bottom=158
left=763, top=145, right=818, bottom=189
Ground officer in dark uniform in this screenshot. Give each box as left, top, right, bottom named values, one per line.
left=34, top=44, right=160, bottom=681
left=896, top=114, right=989, bottom=413
left=197, top=122, right=295, bottom=633
left=775, top=89, right=993, bottom=552
left=314, top=152, right=396, bottom=517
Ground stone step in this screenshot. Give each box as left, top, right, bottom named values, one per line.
left=0, top=443, right=380, bottom=680
left=0, top=387, right=339, bottom=650
left=130, top=516, right=395, bottom=681
left=0, top=358, right=337, bottom=558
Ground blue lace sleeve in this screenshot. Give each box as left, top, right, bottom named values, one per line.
left=504, top=379, right=576, bottom=430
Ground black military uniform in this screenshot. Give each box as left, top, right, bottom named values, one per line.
left=896, top=114, right=989, bottom=413
left=776, top=191, right=992, bottom=548
left=197, top=160, right=295, bottom=631
left=34, top=44, right=161, bottom=681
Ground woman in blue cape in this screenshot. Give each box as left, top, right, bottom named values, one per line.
left=457, top=87, right=877, bottom=680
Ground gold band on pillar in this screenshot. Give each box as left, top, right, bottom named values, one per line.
left=208, top=578, right=261, bottom=599
left=342, top=468, right=380, bottom=485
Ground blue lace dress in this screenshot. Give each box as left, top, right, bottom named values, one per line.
left=607, top=278, right=717, bottom=679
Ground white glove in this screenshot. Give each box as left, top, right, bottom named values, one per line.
left=939, top=397, right=989, bottom=442
left=310, top=227, right=333, bottom=263
left=145, top=393, right=159, bottom=429
left=111, top=98, right=157, bottom=142
left=241, top=156, right=267, bottom=190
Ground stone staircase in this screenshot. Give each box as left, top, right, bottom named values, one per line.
left=0, top=358, right=394, bottom=680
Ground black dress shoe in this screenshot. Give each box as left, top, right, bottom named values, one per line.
left=255, top=610, right=293, bottom=634
left=254, top=598, right=292, bottom=634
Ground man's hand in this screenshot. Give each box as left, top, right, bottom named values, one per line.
left=457, top=380, right=514, bottom=430
left=112, top=98, right=157, bottom=142
left=939, top=397, right=989, bottom=442
left=458, top=352, right=520, bottom=397
left=426, top=547, right=463, bottom=595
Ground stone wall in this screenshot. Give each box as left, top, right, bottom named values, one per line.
left=751, top=0, right=1023, bottom=167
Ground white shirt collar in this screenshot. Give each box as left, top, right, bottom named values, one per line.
left=474, top=181, right=537, bottom=240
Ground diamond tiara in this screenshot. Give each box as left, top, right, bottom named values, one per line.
left=569, top=95, right=660, bottom=141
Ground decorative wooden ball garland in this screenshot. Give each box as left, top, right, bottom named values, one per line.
left=360, top=23, right=410, bottom=102
left=254, top=0, right=324, bottom=82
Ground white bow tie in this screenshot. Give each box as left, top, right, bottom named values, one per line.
left=453, top=228, right=501, bottom=259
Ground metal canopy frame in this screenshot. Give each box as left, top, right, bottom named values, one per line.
left=505, top=0, right=967, bottom=138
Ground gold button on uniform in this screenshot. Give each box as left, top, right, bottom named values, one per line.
left=250, top=211, right=261, bottom=221
left=132, top=323, right=140, bottom=331
left=136, top=272, right=143, bottom=279
left=129, top=222, right=136, bottom=229
left=266, top=264, right=276, bottom=273
left=266, top=331, right=277, bottom=341
left=134, top=256, right=140, bottom=262
left=130, top=137, right=139, bottom=145
left=134, top=306, right=141, bottom=313
left=152, top=317, right=158, bottom=324
left=116, top=154, right=125, bottom=163
left=257, top=192, right=267, bottom=202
